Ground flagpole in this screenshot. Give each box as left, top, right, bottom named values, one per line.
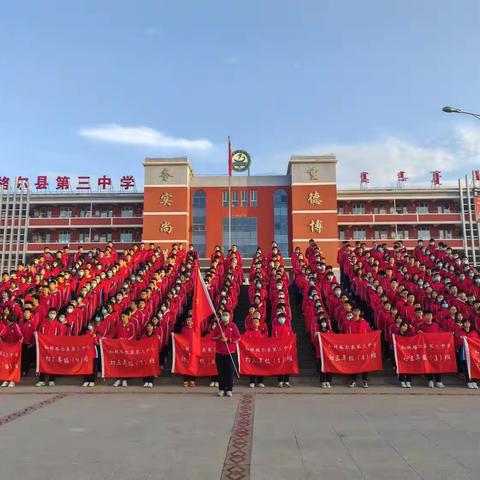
left=197, top=267, right=240, bottom=378
left=228, top=137, right=232, bottom=248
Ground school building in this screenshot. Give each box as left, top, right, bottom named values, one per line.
left=0, top=155, right=478, bottom=270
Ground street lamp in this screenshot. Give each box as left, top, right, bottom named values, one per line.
left=442, top=106, right=480, bottom=120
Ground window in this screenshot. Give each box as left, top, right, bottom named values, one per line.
left=231, top=191, right=239, bottom=207
left=222, top=191, right=229, bottom=207
left=373, top=204, right=386, bottom=214
left=416, top=203, right=429, bottom=214
left=94, top=209, right=113, bottom=218
left=250, top=191, right=257, bottom=207
left=352, top=203, right=365, bottom=214
left=79, top=209, right=91, bottom=218
left=192, top=190, right=207, bottom=257
left=374, top=228, right=388, bottom=240
left=437, top=204, right=451, bottom=214
left=273, top=189, right=289, bottom=255
left=439, top=229, right=452, bottom=240
left=93, top=232, right=112, bottom=242
left=60, top=208, right=72, bottom=218
left=58, top=231, right=71, bottom=243
left=120, top=230, right=133, bottom=242
left=396, top=229, right=409, bottom=240
left=31, top=233, right=51, bottom=243
left=395, top=204, right=408, bottom=214
left=78, top=232, right=90, bottom=243
left=417, top=227, right=430, bottom=240
left=353, top=228, right=366, bottom=240
left=121, top=207, right=134, bottom=217
left=337, top=205, right=344, bottom=214
left=339, top=229, right=346, bottom=240
left=241, top=191, right=248, bottom=207
left=222, top=217, right=258, bottom=257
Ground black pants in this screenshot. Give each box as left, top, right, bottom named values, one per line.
left=427, top=374, right=442, bottom=382
left=216, top=352, right=237, bottom=392
left=320, top=372, right=332, bottom=382
left=399, top=374, right=412, bottom=382
left=249, top=376, right=264, bottom=384
left=144, top=376, right=155, bottom=383
left=83, top=358, right=99, bottom=383
left=278, top=374, right=290, bottom=382
left=183, top=375, right=196, bottom=382
left=22, top=344, right=36, bottom=374
left=351, top=373, right=368, bottom=382
left=39, top=373, right=55, bottom=382
left=462, top=361, right=472, bottom=383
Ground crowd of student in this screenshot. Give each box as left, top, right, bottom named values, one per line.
left=0, top=243, right=197, bottom=387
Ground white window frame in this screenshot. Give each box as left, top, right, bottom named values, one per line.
left=352, top=203, right=365, bottom=215
left=353, top=228, right=366, bottom=240
left=222, top=191, right=229, bottom=207
left=250, top=190, right=257, bottom=207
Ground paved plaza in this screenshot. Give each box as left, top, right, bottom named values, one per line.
left=1, top=387, right=480, bottom=480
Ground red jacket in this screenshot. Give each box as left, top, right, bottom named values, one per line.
left=212, top=322, right=240, bottom=355
left=0, top=323, right=23, bottom=343
left=342, top=318, right=371, bottom=334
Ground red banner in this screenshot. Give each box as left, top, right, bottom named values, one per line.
left=36, top=333, right=95, bottom=375
left=464, top=337, right=480, bottom=380
left=171, top=334, right=217, bottom=377
left=393, top=332, right=457, bottom=374
left=319, top=331, right=382, bottom=374
left=238, top=335, right=299, bottom=376
left=0, top=341, right=22, bottom=382
left=100, top=337, right=160, bottom=378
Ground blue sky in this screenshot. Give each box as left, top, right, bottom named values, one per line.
left=1, top=0, right=480, bottom=188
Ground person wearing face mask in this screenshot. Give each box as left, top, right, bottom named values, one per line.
left=81, top=322, right=99, bottom=387
left=314, top=318, right=332, bottom=388
left=455, top=318, right=479, bottom=389
left=245, top=318, right=267, bottom=388
left=212, top=311, right=240, bottom=397
left=272, top=314, right=294, bottom=387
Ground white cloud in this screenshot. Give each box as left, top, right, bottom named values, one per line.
left=298, top=125, right=480, bottom=188
left=79, top=124, right=213, bottom=151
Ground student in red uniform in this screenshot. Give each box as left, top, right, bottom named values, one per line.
left=180, top=315, right=196, bottom=387
left=141, top=322, right=157, bottom=388
left=343, top=307, right=371, bottom=388
left=19, top=308, right=37, bottom=375
left=317, top=318, right=333, bottom=388
left=0, top=313, right=23, bottom=387
left=212, top=311, right=240, bottom=397
left=396, top=321, right=416, bottom=388
left=82, top=321, right=99, bottom=387
left=112, top=310, right=136, bottom=387
left=272, top=314, right=293, bottom=387
left=245, top=317, right=267, bottom=388
left=456, top=318, right=479, bottom=389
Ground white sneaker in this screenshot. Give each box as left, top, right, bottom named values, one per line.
left=113, top=379, right=121, bottom=387
left=428, top=380, right=435, bottom=388
left=82, top=381, right=89, bottom=387
left=7, top=381, right=15, bottom=388
left=249, top=382, right=255, bottom=388
left=209, top=381, right=215, bottom=387
left=472, top=382, right=479, bottom=389
left=36, top=381, right=46, bottom=387
left=406, top=382, right=412, bottom=388
left=400, top=382, right=407, bottom=388
left=225, top=391, right=233, bottom=397
left=467, top=382, right=476, bottom=389
left=144, top=382, right=149, bottom=388
left=217, top=390, right=225, bottom=397
left=349, top=381, right=356, bottom=388
left=257, top=383, right=265, bottom=388
left=122, top=380, right=128, bottom=387
left=147, top=382, right=153, bottom=388
left=1, top=381, right=8, bottom=387
left=326, top=382, right=332, bottom=388
left=88, top=382, right=95, bottom=387
left=321, top=382, right=327, bottom=388
left=214, top=382, right=219, bottom=387
left=284, top=382, right=291, bottom=388
left=278, top=382, right=284, bottom=388
left=435, top=382, right=445, bottom=389
left=362, top=381, right=368, bottom=388
left=48, top=381, right=55, bottom=387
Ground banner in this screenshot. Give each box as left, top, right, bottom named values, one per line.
left=0, top=341, right=22, bottom=382
left=100, top=337, right=160, bottom=378
left=171, top=334, right=217, bottom=377
left=238, top=335, right=299, bottom=376
left=36, top=333, right=95, bottom=375
left=319, top=331, right=382, bottom=374
left=393, top=332, right=457, bottom=374
left=464, top=337, right=480, bottom=380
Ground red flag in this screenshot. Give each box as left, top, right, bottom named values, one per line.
left=228, top=136, right=232, bottom=176
left=393, top=332, right=457, bottom=374
left=318, top=331, right=383, bottom=374
left=464, top=336, right=480, bottom=380
left=0, top=341, right=22, bottom=382
left=192, top=268, right=215, bottom=357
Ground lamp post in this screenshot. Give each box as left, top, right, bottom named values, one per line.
left=442, top=106, right=480, bottom=120
left=443, top=106, right=480, bottom=266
